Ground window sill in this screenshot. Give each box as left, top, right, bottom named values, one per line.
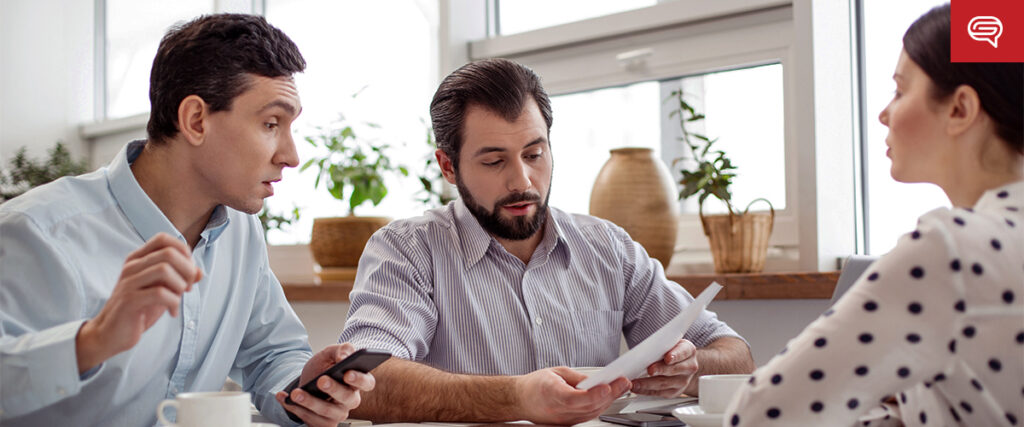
left=280, top=271, right=838, bottom=303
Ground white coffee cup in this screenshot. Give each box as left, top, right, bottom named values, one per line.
left=698, top=374, right=751, bottom=414
left=157, top=391, right=252, bottom=427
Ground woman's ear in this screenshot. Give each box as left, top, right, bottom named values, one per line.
left=177, top=95, right=208, bottom=147
left=946, top=84, right=982, bottom=137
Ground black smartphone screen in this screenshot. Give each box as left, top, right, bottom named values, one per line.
left=284, top=348, right=391, bottom=405
left=599, top=412, right=684, bottom=427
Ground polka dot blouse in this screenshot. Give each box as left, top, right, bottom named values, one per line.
left=725, top=181, right=1024, bottom=426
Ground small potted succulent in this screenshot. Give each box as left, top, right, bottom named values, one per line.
left=301, top=115, right=408, bottom=269
left=669, top=89, right=774, bottom=273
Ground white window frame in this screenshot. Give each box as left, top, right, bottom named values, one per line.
left=442, top=0, right=858, bottom=272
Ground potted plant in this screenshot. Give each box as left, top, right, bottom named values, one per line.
left=668, top=89, right=774, bottom=273
left=1, top=142, right=88, bottom=203
left=415, top=124, right=456, bottom=208
left=258, top=204, right=300, bottom=242
left=301, top=115, right=409, bottom=270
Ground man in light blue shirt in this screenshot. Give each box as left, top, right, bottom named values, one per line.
left=0, top=14, right=372, bottom=427
left=342, top=59, right=754, bottom=425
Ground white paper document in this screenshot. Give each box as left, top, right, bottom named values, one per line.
left=575, top=282, right=723, bottom=390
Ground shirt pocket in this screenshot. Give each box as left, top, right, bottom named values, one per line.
left=571, top=310, right=624, bottom=366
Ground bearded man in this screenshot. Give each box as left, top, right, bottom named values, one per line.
left=338, top=58, right=754, bottom=425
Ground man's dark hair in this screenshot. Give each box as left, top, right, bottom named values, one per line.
left=903, top=4, right=1023, bottom=153
left=429, top=58, right=553, bottom=169
left=146, top=14, right=306, bottom=143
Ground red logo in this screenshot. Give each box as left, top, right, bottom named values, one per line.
left=951, top=0, right=1024, bottom=62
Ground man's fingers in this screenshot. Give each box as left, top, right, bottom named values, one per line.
left=125, top=232, right=190, bottom=262
left=329, top=342, right=356, bottom=363
left=126, top=262, right=191, bottom=294
left=343, top=370, right=375, bottom=392
left=124, top=247, right=200, bottom=284
left=136, top=285, right=183, bottom=318
left=631, top=375, right=689, bottom=398
left=552, top=366, right=587, bottom=386
left=650, top=359, right=699, bottom=377
left=664, top=339, right=697, bottom=364
left=319, top=375, right=362, bottom=409
left=276, top=392, right=334, bottom=427
left=288, top=388, right=347, bottom=425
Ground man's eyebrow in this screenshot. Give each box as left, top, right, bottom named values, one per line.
left=472, top=137, right=547, bottom=158
left=258, top=100, right=300, bottom=116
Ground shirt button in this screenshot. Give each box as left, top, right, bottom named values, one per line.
left=56, top=387, right=66, bottom=396
left=535, top=317, right=543, bottom=325
left=187, top=320, right=196, bottom=330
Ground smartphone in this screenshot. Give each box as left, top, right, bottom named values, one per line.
left=599, top=412, right=685, bottom=427
left=284, top=348, right=391, bottom=405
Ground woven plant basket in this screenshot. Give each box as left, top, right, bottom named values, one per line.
left=699, top=198, right=774, bottom=273
left=310, top=216, right=391, bottom=268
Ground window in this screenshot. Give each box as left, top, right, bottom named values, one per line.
left=263, top=0, right=438, bottom=245
left=548, top=64, right=786, bottom=218
left=498, top=0, right=656, bottom=35
left=859, top=0, right=949, bottom=254
left=469, top=0, right=815, bottom=270
left=549, top=82, right=661, bottom=215
left=104, top=0, right=214, bottom=118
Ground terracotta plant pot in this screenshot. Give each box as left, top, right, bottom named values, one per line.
left=589, top=147, right=679, bottom=268
left=309, top=216, right=391, bottom=268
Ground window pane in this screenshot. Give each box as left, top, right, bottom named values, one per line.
left=264, top=0, right=437, bottom=245
left=105, top=0, right=213, bottom=118
left=861, top=0, right=948, bottom=254
left=549, top=82, right=661, bottom=215
left=498, top=0, right=656, bottom=35
left=681, top=64, right=786, bottom=215
left=547, top=63, right=786, bottom=217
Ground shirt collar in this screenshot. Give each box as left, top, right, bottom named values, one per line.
left=452, top=198, right=571, bottom=268
left=975, top=179, right=1024, bottom=213
left=107, top=140, right=231, bottom=246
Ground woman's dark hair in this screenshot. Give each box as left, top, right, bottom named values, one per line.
left=903, top=4, right=1023, bottom=153
left=146, top=14, right=306, bottom=143
left=429, top=58, right=553, bottom=170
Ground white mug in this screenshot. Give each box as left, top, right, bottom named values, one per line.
left=157, top=391, right=252, bottom=427
left=698, top=374, right=751, bottom=414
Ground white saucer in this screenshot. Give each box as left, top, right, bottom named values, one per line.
left=672, top=405, right=724, bottom=427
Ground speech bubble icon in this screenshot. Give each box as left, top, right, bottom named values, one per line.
left=968, top=16, right=1003, bottom=48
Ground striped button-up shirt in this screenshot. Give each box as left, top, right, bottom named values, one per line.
left=340, top=199, right=742, bottom=375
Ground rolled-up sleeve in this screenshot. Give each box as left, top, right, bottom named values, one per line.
left=339, top=228, right=438, bottom=361
left=0, top=212, right=100, bottom=419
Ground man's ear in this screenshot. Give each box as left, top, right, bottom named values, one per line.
left=177, top=95, right=208, bottom=147
left=436, top=148, right=456, bottom=184
left=946, top=84, right=981, bottom=137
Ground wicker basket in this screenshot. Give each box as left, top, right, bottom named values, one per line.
left=310, top=216, right=391, bottom=268
left=699, top=198, right=774, bottom=273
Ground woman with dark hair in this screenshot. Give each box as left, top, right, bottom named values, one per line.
left=724, top=4, right=1022, bottom=426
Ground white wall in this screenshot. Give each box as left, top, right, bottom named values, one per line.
left=0, top=0, right=95, bottom=164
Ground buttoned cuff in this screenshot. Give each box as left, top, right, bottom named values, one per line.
left=1, top=319, right=99, bottom=418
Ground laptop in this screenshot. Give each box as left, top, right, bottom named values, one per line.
left=831, top=255, right=879, bottom=304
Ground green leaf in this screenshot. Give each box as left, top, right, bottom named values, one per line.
left=300, top=157, right=317, bottom=172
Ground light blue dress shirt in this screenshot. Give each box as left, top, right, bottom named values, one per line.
left=0, top=141, right=311, bottom=427
left=340, top=199, right=743, bottom=375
